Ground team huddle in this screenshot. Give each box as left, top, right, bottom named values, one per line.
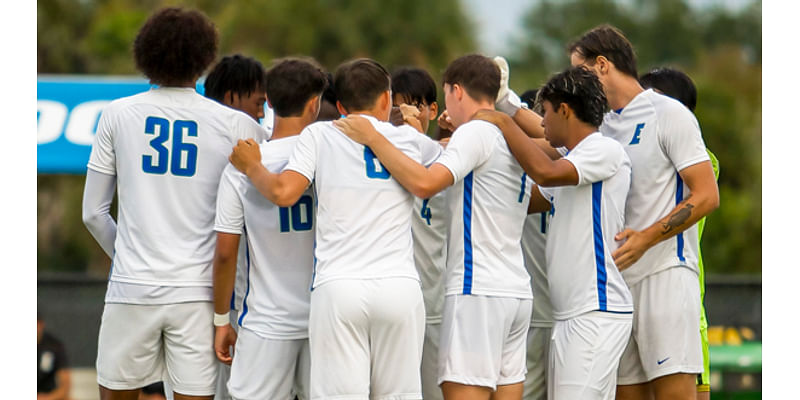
left=81, top=7, right=720, bottom=400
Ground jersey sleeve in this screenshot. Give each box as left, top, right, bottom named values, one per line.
left=434, top=122, right=494, bottom=184
left=232, top=112, right=268, bottom=142
left=86, top=106, right=117, bottom=175
left=538, top=185, right=554, bottom=202
left=564, top=136, right=624, bottom=186
left=658, top=104, right=710, bottom=172
left=413, top=129, right=443, bottom=167
left=284, top=126, right=317, bottom=182
left=214, top=165, right=245, bottom=235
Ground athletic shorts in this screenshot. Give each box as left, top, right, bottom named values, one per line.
left=96, top=302, right=217, bottom=396
left=523, top=326, right=552, bottom=400
left=227, top=327, right=310, bottom=400
left=438, top=294, right=532, bottom=390
left=421, top=323, right=443, bottom=400
left=618, top=266, right=703, bottom=384
left=548, top=311, right=632, bottom=400
left=697, top=322, right=710, bottom=392
left=308, top=278, right=425, bottom=400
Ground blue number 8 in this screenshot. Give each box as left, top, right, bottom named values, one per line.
left=142, top=116, right=198, bottom=177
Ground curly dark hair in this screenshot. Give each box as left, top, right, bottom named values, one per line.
left=538, top=67, right=608, bottom=128
left=133, top=7, right=218, bottom=86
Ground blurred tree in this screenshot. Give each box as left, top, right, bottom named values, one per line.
left=37, top=0, right=476, bottom=275
left=508, top=0, right=761, bottom=275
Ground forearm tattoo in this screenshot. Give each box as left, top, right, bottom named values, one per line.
left=661, top=203, right=694, bottom=234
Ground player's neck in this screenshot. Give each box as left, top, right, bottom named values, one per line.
left=271, top=116, right=310, bottom=140
left=605, top=74, right=644, bottom=111
left=459, top=101, right=494, bottom=126
left=564, top=123, right=597, bottom=150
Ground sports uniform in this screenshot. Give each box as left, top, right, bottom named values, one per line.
left=696, top=149, right=719, bottom=393
left=285, top=114, right=442, bottom=400
left=538, top=132, right=633, bottom=399
left=215, top=136, right=315, bottom=400
left=521, top=212, right=552, bottom=400
left=412, top=191, right=448, bottom=400
left=87, top=87, right=267, bottom=396
left=435, top=120, right=533, bottom=390
left=600, top=89, right=711, bottom=384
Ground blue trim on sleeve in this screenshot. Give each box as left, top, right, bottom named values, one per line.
left=237, top=225, right=252, bottom=327
left=676, top=173, right=686, bottom=262
left=462, top=172, right=474, bottom=295
left=592, top=182, right=608, bottom=311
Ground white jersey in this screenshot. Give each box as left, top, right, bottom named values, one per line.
left=215, top=136, right=314, bottom=339
left=412, top=190, right=449, bottom=324
left=87, top=87, right=267, bottom=291
left=539, top=132, right=633, bottom=320
left=522, top=211, right=553, bottom=327
left=436, top=120, right=533, bottom=299
left=600, top=89, right=710, bottom=285
left=285, top=114, right=442, bottom=289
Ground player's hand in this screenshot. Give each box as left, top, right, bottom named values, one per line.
left=437, top=110, right=455, bottom=132
left=214, top=324, right=237, bottom=365
left=333, top=115, right=378, bottom=145
left=389, top=106, right=405, bottom=127
left=471, top=109, right=509, bottom=128
left=230, top=139, right=262, bottom=176
left=439, top=137, right=451, bottom=148
left=398, top=104, right=424, bottom=133
left=612, top=228, right=650, bottom=270
left=493, top=56, right=524, bottom=116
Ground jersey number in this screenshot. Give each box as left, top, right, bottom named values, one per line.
left=364, top=147, right=391, bottom=179
left=420, top=199, right=432, bottom=225
left=142, top=116, right=198, bottom=176
left=279, top=195, right=313, bottom=232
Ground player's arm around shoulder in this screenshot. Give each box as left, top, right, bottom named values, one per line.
left=471, top=109, right=577, bottom=186
left=229, top=138, right=310, bottom=207
left=334, top=115, right=453, bottom=198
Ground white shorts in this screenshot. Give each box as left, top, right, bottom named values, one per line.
left=548, top=311, right=631, bottom=400
left=421, top=323, right=443, bottom=400
left=96, top=302, right=217, bottom=396
left=438, top=294, right=532, bottom=390
left=523, top=326, right=552, bottom=400
left=617, top=266, right=703, bottom=384
left=227, top=327, right=310, bottom=400
left=309, top=278, right=425, bottom=400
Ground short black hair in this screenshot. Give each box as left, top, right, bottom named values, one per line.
left=520, top=89, right=539, bottom=110
left=639, top=67, right=697, bottom=112
left=133, top=7, right=218, bottom=86
left=391, top=67, right=437, bottom=106
left=266, top=58, right=328, bottom=117
left=442, top=54, right=500, bottom=103
left=538, top=67, right=608, bottom=128
left=334, top=58, right=391, bottom=113
left=568, top=24, right=638, bottom=78
left=204, top=54, right=267, bottom=103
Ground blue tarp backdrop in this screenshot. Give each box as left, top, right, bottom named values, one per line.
left=37, top=76, right=275, bottom=174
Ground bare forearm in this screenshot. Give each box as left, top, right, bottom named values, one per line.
left=496, top=116, right=575, bottom=186
left=365, top=134, right=442, bottom=198
left=512, top=108, right=544, bottom=138
left=213, top=255, right=237, bottom=315
left=639, top=192, right=720, bottom=249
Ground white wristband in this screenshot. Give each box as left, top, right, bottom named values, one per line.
left=213, top=312, right=230, bottom=327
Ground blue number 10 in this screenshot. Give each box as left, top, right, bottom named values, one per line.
left=142, top=116, right=198, bottom=177
left=279, top=195, right=313, bottom=232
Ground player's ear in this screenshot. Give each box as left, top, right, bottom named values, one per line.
left=558, top=102, right=570, bottom=118
left=452, top=84, right=463, bottom=101
left=266, top=95, right=273, bottom=109
left=379, top=90, right=392, bottom=112
left=595, top=55, right=611, bottom=75
left=223, top=91, right=235, bottom=107
left=336, top=101, right=349, bottom=117
left=306, top=95, right=321, bottom=116
left=428, top=102, right=439, bottom=120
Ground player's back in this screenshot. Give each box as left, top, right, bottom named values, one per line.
left=216, top=137, right=315, bottom=337
left=437, top=120, right=533, bottom=299
left=88, top=87, right=267, bottom=287
left=286, top=114, right=442, bottom=289
left=600, top=89, right=709, bottom=285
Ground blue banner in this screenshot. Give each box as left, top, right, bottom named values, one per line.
left=36, top=76, right=273, bottom=174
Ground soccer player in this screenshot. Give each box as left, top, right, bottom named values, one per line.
left=391, top=66, right=447, bottom=400
left=639, top=67, right=720, bottom=400
left=81, top=7, right=267, bottom=400
left=202, top=52, right=268, bottom=400
left=334, top=54, right=533, bottom=400
left=568, top=25, right=720, bottom=400
left=228, top=58, right=442, bottom=399
left=471, top=66, right=634, bottom=400
left=212, top=58, right=327, bottom=400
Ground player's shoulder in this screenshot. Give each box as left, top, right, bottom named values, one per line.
left=645, top=89, right=695, bottom=121
left=457, top=119, right=500, bottom=133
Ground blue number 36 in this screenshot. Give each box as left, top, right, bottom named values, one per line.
left=142, top=116, right=198, bottom=177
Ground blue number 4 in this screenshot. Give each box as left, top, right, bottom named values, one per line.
left=142, top=116, right=198, bottom=177
left=420, top=199, right=432, bottom=225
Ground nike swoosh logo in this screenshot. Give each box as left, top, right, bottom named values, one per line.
left=657, top=357, right=670, bottom=365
